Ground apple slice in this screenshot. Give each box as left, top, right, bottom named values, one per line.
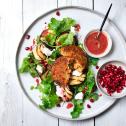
left=37, top=45, right=46, bottom=60
left=33, top=46, right=41, bottom=60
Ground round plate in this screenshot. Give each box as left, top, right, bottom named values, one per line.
left=16, top=6, right=126, bottom=120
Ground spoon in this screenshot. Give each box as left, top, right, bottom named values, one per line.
left=96, top=3, right=112, bottom=39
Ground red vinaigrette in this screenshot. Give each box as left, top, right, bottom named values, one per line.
left=85, top=31, right=108, bottom=55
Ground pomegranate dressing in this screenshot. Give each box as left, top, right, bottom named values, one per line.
left=85, top=31, right=108, bottom=55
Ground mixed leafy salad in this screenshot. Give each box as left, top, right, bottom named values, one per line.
left=19, top=17, right=99, bottom=119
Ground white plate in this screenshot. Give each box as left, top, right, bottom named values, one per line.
left=16, top=6, right=126, bottom=120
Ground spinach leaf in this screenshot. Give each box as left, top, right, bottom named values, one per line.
left=63, top=32, right=74, bottom=46
left=37, top=74, right=59, bottom=109
left=50, top=49, right=60, bottom=59
left=88, top=56, right=99, bottom=66
left=89, top=92, right=99, bottom=101
left=19, top=53, right=39, bottom=77
left=71, top=99, right=84, bottom=119
left=56, top=32, right=74, bottom=46
left=45, top=33, right=56, bottom=46
left=48, top=17, right=76, bottom=35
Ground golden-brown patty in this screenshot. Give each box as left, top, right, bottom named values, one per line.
left=51, top=56, right=72, bottom=87
left=60, top=45, right=87, bottom=72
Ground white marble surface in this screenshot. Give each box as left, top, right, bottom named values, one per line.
left=0, top=0, right=126, bottom=126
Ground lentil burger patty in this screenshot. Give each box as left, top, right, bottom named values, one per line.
left=51, top=45, right=87, bottom=86
left=51, top=56, right=72, bottom=87
left=60, top=45, right=87, bottom=72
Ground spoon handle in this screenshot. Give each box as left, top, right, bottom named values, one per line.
left=100, top=3, right=112, bottom=32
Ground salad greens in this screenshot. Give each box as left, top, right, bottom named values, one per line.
left=19, top=53, right=40, bottom=77
left=50, top=48, right=60, bottom=59
left=88, top=56, right=99, bottom=66
left=71, top=99, right=84, bottom=118
left=70, top=66, right=98, bottom=118
left=19, top=17, right=100, bottom=119
left=38, top=74, right=59, bottom=109
left=48, top=17, right=76, bottom=35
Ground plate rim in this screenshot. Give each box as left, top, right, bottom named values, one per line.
left=15, top=6, right=126, bottom=120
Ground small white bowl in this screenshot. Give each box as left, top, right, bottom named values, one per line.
left=83, top=30, right=112, bottom=58
left=96, top=60, right=126, bottom=99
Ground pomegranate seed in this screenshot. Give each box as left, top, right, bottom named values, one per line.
left=90, top=99, right=94, bottom=103
left=56, top=10, right=60, bottom=16
left=66, top=103, right=73, bottom=109
left=87, top=104, right=91, bottom=108
left=82, top=86, right=88, bottom=94
left=33, top=39, right=35, bottom=45
left=96, top=66, right=99, bottom=69
left=25, top=34, right=30, bottom=39
left=35, top=79, right=39, bottom=85
left=29, top=46, right=32, bottom=51
left=57, top=104, right=61, bottom=107
left=74, top=24, right=81, bottom=32
left=25, top=47, right=30, bottom=51
left=99, top=94, right=102, bottom=97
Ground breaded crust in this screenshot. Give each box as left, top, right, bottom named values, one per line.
left=51, top=56, right=72, bottom=87
left=60, top=45, right=87, bottom=72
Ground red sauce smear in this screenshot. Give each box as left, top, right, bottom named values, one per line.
left=66, top=103, right=73, bottom=109
left=85, top=31, right=108, bottom=55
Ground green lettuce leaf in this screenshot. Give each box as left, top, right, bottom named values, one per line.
left=48, top=17, right=76, bottom=35
left=37, top=74, right=59, bottom=109
left=50, top=49, right=60, bottom=59
left=71, top=99, right=84, bottom=119
left=88, top=56, right=99, bottom=66
left=19, top=53, right=39, bottom=77
left=56, top=32, right=74, bottom=46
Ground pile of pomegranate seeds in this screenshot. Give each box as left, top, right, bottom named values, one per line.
left=99, top=64, right=126, bottom=95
